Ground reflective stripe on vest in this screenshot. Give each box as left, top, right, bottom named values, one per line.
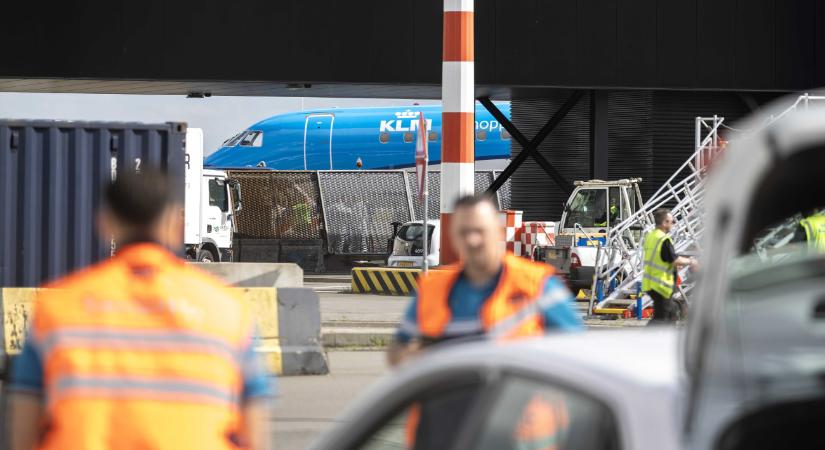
left=800, top=214, right=825, bottom=252
left=641, top=229, right=675, bottom=299
left=31, top=243, right=252, bottom=450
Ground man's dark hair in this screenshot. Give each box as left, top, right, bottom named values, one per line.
left=453, top=194, right=497, bottom=211
left=104, top=169, right=174, bottom=226
left=653, top=208, right=671, bottom=227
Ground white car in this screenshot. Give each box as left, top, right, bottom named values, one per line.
left=682, top=98, right=825, bottom=450
left=387, top=220, right=440, bottom=268
left=312, top=329, right=680, bottom=450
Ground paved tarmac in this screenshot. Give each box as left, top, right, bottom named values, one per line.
left=272, top=350, right=388, bottom=449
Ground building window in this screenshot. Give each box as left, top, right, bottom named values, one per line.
left=379, top=132, right=390, bottom=144
left=476, top=130, right=487, bottom=141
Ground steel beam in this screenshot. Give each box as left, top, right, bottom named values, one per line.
left=480, top=92, right=582, bottom=197
left=590, top=90, right=609, bottom=180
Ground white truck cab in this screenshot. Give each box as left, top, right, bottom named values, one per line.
left=387, top=220, right=440, bottom=268
left=184, top=128, right=241, bottom=262
left=540, top=179, right=643, bottom=289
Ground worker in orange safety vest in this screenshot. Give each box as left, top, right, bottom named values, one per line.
left=8, top=170, right=273, bottom=450
left=388, top=194, right=583, bottom=450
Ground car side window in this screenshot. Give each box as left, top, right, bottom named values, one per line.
left=355, top=375, right=484, bottom=450
left=474, top=374, right=620, bottom=450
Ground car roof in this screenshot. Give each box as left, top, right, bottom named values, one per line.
left=411, top=328, right=679, bottom=388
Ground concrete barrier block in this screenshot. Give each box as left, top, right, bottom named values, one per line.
left=190, top=262, right=303, bottom=288
left=276, top=288, right=329, bottom=375
left=351, top=267, right=420, bottom=295
left=1, top=288, right=37, bottom=357
left=1, top=286, right=327, bottom=377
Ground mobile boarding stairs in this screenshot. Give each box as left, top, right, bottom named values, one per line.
left=589, top=94, right=825, bottom=318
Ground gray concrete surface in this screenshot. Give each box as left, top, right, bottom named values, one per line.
left=317, top=289, right=650, bottom=349
left=272, top=351, right=388, bottom=449
left=190, top=262, right=303, bottom=287
left=320, top=292, right=406, bottom=349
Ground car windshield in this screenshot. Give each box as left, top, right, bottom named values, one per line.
left=398, top=224, right=434, bottom=242
left=566, top=189, right=607, bottom=228
left=729, top=242, right=825, bottom=293
left=732, top=208, right=825, bottom=289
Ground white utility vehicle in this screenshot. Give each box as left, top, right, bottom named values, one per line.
left=387, top=220, right=440, bottom=268
left=184, top=128, right=241, bottom=262
left=538, top=179, right=643, bottom=289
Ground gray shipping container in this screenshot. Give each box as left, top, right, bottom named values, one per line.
left=0, top=120, right=186, bottom=288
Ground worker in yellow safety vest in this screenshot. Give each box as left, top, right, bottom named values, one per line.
left=643, top=208, right=698, bottom=324
left=798, top=211, right=825, bottom=252
left=595, top=198, right=619, bottom=228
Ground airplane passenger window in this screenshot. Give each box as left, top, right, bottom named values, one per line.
left=239, top=131, right=263, bottom=147
left=379, top=132, right=390, bottom=144
left=403, top=132, right=414, bottom=143
left=428, top=132, right=438, bottom=142
left=476, top=130, right=487, bottom=141
left=501, top=129, right=511, bottom=140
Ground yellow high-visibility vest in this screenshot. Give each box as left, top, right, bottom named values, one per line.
left=642, top=228, right=675, bottom=299
left=800, top=213, right=825, bottom=252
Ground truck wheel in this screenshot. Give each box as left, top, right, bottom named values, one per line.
left=197, top=249, right=217, bottom=263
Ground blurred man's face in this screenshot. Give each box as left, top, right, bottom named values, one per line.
left=450, top=201, right=504, bottom=269
left=661, top=213, right=675, bottom=233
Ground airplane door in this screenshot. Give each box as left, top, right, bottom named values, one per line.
left=304, top=114, right=334, bottom=170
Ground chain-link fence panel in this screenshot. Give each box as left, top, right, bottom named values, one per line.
left=406, top=171, right=440, bottom=221
left=474, top=171, right=495, bottom=202
left=227, top=171, right=323, bottom=240
left=493, top=170, right=513, bottom=211
left=407, top=170, right=511, bottom=219
left=319, top=171, right=412, bottom=254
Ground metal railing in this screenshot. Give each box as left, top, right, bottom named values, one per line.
left=590, top=93, right=825, bottom=315
left=589, top=116, right=722, bottom=313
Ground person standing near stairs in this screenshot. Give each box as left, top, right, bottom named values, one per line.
left=643, top=209, right=699, bottom=324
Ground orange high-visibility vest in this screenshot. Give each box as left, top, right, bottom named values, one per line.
left=30, top=243, right=256, bottom=450
left=416, top=253, right=556, bottom=340
left=407, top=254, right=566, bottom=449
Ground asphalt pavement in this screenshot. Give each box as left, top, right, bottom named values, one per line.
left=272, top=350, right=388, bottom=449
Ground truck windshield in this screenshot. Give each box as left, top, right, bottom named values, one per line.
left=566, top=189, right=607, bottom=228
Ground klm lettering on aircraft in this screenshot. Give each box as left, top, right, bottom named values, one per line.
left=379, top=111, right=433, bottom=133
left=205, top=102, right=512, bottom=170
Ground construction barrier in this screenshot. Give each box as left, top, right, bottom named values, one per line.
left=0, top=287, right=327, bottom=377
left=188, top=261, right=304, bottom=288
left=351, top=267, right=420, bottom=295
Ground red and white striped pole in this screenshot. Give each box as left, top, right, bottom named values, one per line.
left=440, top=0, right=475, bottom=265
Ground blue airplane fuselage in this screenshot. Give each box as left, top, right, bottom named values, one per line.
left=204, top=102, right=511, bottom=170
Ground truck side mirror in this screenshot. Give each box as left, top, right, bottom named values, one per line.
left=229, top=179, right=242, bottom=212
